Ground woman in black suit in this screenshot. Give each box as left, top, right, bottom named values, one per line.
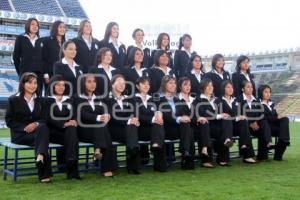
left=13, top=18, right=45, bottom=95
left=5, top=72, right=52, bottom=182
left=193, top=78, right=234, bottom=166
left=45, top=75, right=80, bottom=179
left=236, top=81, right=273, bottom=161
left=75, top=74, right=118, bottom=177
left=99, top=22, right=127, bottom=69
left=88, top=47, right=121, bottom=98
left=53, top=40, right=83, bottom=96
left=185, top=54, right=205, bottom=98
left=127, top=28, right=151, bottom=68
left=123, top=47, right=149, bottom=96
left=204, top=54, right=230, bottom=98
left=134, top=77, right=167, bottom=172
left=232, top=55, right=256, bottom=97
left=148, top=50, right=176, bottom=95
left=106, top=74, right=141, bottom=174
left=72, top=20, right=101, bottom=73
left=174, top=34, right=197, bottom=78
left=258, top=85, right=290, bottom=161
left=42, top=20, right=66, bottom=83
left=157, top=76, right=195, bottom=170
left=215, top=80, right=256, bottom=163
left=150, top=33, right=173, bottom=68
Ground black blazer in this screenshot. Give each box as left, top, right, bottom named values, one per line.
left=150, top=49, right=174, bottom=68
left=148, top=67, right=176, bottom=94
left=236, top=95, right=263, bottom=124
left=53, top=60, right=83, bottom=95
left=41, top=36, right=61, bottom=76
left=5, top=95, right=45, bottom=140
left=214, top=97, right=238, bottom=118
left=232, top=72, right=256, bottom=97
left=261, top=101, right=278, bottom=122
left=156, top=96, right=180, bottom=126
left=193, top=96, right=219, bottom=120
left=204, top=70, right=231, bottom=98
left=44, top=97, right=76, bottom=130
left=122, top=66, right=150, bottom=95
left=174, top=50, right=197, bottom=78
left=74, top=95, right=108, bottom=125
left=127, top=45, right=151, bottom=68
left=88, top=66, right=121, bottom=97
left=99, top=40, right=127, bottom=68
left=133, top=95, right=157, bottom=126
left=72, top=36, right=101, bottom=73
left=185, top=70, right=204, bottom=98
left=13, top=35, right=44, bottom=75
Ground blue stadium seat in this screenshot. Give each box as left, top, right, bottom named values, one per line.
left=0, top=0, right=12, bottom=11
left=58, top=0, right=87, bottom=18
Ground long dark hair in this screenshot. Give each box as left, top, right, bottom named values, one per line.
left=50, top=20, right=66, bottom=43
left=127, top=47, right=143, bottom=67
left=80, top=74, right=96, bottom=96
left=156, top=33, right=170, bottom=50
left=153, top=50, right=169, bottom=67
left=258, top=84, right=272, bottom=101
left=93, top=47, right=112, bottom=66
left=47, top=74, right=65, bottom=96
left=103, top=22, right=119, bottom=42
left=18, top=72, right=39, bottom=96
left=211, top=54, right=225, bottom=71
left=177, top=76, right=191, bottom=93
left=236, top=55, right=251, bottom=74
left=59, top=40, right=76, bottom=59
left=77, top=19, right=92, bottom=38
left=24, top=18, right=39, bottom=37
left=178, top=34, right=192, bottom=50
left=187, top=54, right=204, bottom=73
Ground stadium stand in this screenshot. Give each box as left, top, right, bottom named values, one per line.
left=58, top=0, right=87, bottom=18
left=0, top=0, right=11, bottom=11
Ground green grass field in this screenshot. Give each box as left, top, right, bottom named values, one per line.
left=0, top=123, right=299, bottom=200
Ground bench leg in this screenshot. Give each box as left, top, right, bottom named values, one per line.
left=85, top=147, right=89, bottom=170
left=13, top=149, right=18, bottom=182
left=3, top=146, right=8, bottom=181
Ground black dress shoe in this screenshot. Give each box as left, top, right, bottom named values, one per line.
left=127, top=169, right=141, bottom=175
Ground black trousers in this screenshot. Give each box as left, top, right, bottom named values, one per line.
left=208, top=120, right=233, bottom=163
left=78, top=126, right=118, bottom=173
left=11, top=122, right=52, bottom=178
left=269, top=117, right=290, bottom=143
left=233, top=119, right=255, bottom=158
left=249, top=120, right=272, bottom=159
left=109, top=124, right=140, bottom=171
left=138, top=124, right=166, bottom=148
left=49, top=126, right=79, bottom=162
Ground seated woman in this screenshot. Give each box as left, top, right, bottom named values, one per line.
left=75, top=74, right=118, bottom=177
left=215, top=80, right=256, bottom=164
left=258, top=84, right=290, bottom=161
left=193, top=78, right=234, bottom=167
left=236, top=81, right=273, bottom=161
left=5, top=72, right=52, bottom=183
left=106, top=74, right=141, bottom=175
left=156, top=76, right=194, bottom=170
left=133, top=76, right=167, bottom=172
left=44, top=75, right=80, bottom=179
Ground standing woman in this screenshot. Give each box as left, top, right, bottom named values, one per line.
left=73, top=20, right=101, bottom=73
left=232, top=55, right=256, bottom=97
left=42, top=20, right=66, bottom=83
left=236, top=81, right=273, bottom=161
left=134, top=77, right=167, bottom=172
left=89, top=47, right=121, bottom=97
left=150, top=33, right=173, bottom=68
left=75, top=74, right=118, bottom=177
left=53, top=40, right=83, bottom=96
left=106, top=74, right=141, bottom=174
left=157, top=76, right=195, bottom=169
left=193, top=78, right=234, bottom=166
left=127, top=28, right=151, bottom=68
left=99, top=22, right=127, bottom=69
left=215, top=80, right=256, bottom=163
left=123, top=47, right=149, bottom=95
left=148, top=50, right=176, bottom=94
left=258, top=85, right=290, bottom=161
left=44, top=75, right=80, bottom=179
left=185, top=54, right=205, bottom=97
left=174, top=34, right=197, bottom=78
left=5, top=72, right=52, bottom=182
left=204, top=54, right=230, bottom=98
left=13, top=18, right=45, bottom=95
